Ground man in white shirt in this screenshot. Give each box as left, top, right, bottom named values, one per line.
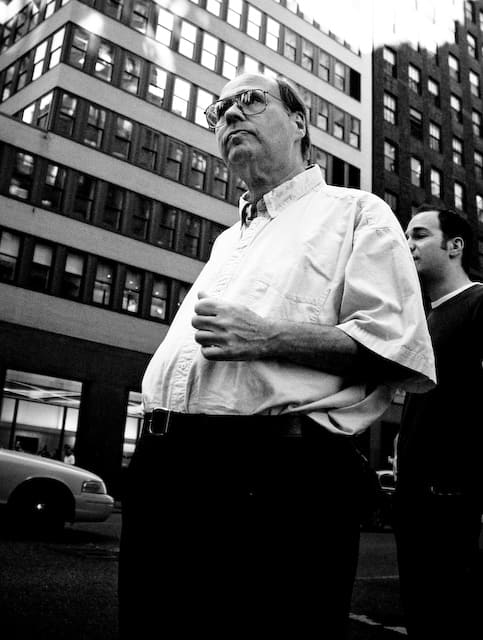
left=119, top=73, right=435, bottom=639
left=395, top=206, right=483, bottom=639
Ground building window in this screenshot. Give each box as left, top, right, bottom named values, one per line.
left=61, top=253, right=84, bottom=299
left=129, top=195, right=152, bottom=239
left=302, top=40, right=314, bottom=72
left=0, top=229, right=20, bottom=282
left=147, top=65, right=167, bottom=107
left=9, top=151, right=34, bottom=200
left=122, top=269, right=142, bottom=313
left=227, top=0, right=242, bottom=28
left=179, top=21, right=197, bottom=59
left=72, top=173, right=96, bottom=220
left=156, top=8, right=174, bottom=46
left=111, top=116, right=133, bottom=160
left=102, top=185, right=125, bottom=230
left=450, top=94, right=462, bottom=123
left=384, top=140, right=397, bottom=172
left=472, top=110, right=482, bottom=137
left=154, top=207, right=177, bottom=248
left=94, top=41, right=115, bottom=82
left=429, top=121, right=442, bottom=152
left=105, top=0, right=123, bottom=20
left=465, top=1, right=476, bottom=23
left=28, top=243, right=53, bottom=291
left=222, top=44, right=239, bottom=79
left=384, top=191, right=398, bottom=211
left=171, top=77, right=191, bottom=118
left=31, top=42, right=46, bottom=81
left=333, top=108, right=345, bottom=140
left=41, top=164, right=66, bottom=210
left=83, top=105, right=106, bottom=149
left=448, top=54, right=460, bottom=81
left=48, top=27, right=65, bottom=69
left=410, top=157, right=422, bottom=186
left=469, top=70, right=480, bottom=97
left=243, top=55, right=259, bottom=74
left=93, top=260, right=114, bottom=305
left=427, top=77, right=440, bottom=106
left=383, top=46, right=396, bottom=77
left=316, top=99, right=329, bottom=131
left=408, top=64, right=421, bottom=93
left=56, top=92, right=78, bottom=137
left=476, top=194, right=483, bottom=222
left=312, top=148, right=327, bottom=180
left=131, top=1, right=150, bottom=34
left=69, top=28, right=89, bottom=70
left=182, top=214, right=201, bottom=257
left=318, top=50, right=330, bottom=81
left=201, top=33, right=218, bottom=71
left=266, top=18, right=280, bottom=51
left=213, top=160, right=228, bottom=199
left=138, top=128, right=160, bottom=171
left=349, top=117, right=360, bottom=148
left=195, top=88, right=213, bottom=128
left=22, top=92, right=53, bottom=129
left=121, top=54, right=142, bottom=94
left=467, top=32, right=477, bottom=58
left=206, top=0, right=222, bottom=16
left=246, top=6, right=262, bottom=40
left=452, top=137, right=463, bottom=165
left=284, top=29, right=297, bottom=62
left=165, top=140, right=185, bottom=181
left=409, top=107, right=423, bottom=139
left=334, top=61, right=346, bottom=91
left=150, top=277, right=168, bottom=320
left=430, top=167, right=442, bottom=198
left=189, top=151, right=207, bottom=190
left=454, top=181, right=465, bottom=209
left=475, top=150, right=483, bottom=179
left=383, top=92, right=397, bottom=124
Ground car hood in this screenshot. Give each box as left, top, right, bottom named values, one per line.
left=0, top=449, right=104, bottom=481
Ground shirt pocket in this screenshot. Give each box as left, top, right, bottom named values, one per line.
left=247, top=278, right=330, bottom=323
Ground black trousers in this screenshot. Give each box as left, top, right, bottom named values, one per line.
left=119, top=415, right=365, bottom=639
left=393, top=490, right=483, bottom=640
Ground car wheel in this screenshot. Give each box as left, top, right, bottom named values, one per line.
left=9, top=483, right=71, bottom=534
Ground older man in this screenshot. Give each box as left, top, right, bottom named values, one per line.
left=119, top=73, right=435, bottom=639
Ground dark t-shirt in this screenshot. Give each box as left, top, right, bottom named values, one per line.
left=397, top=284, right=483, bottom=494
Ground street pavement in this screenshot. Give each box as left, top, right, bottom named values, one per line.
left=3, top=509, right=480, bottom=639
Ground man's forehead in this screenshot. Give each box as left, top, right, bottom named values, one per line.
left=407, top=210, right=440, bottom=232
left=220, top=74, right=276, bottom=98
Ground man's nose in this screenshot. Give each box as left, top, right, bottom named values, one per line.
left=224, top=100, right=245, bottom=124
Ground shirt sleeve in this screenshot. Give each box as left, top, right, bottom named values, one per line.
left=336, top=195, right=436, bottom=392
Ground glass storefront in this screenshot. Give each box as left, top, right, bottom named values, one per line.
left=122, top=390, right=143, bottom=467
left=0, top=369, right=81, bottom=460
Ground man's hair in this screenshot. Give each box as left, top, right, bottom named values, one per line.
left=275, top=77, right=311, bottom=162
left=415, top=204, right=473, bottom=273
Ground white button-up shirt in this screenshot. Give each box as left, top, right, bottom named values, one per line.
left=142, top=166, right=436, bottom=435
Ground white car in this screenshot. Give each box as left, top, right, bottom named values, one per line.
left=0, top=448, right=114, bottom=530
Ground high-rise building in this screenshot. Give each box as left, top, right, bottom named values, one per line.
left=0, top=0, right=370, bottom=491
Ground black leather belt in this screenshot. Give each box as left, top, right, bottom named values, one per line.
left=142, top=408, right=308, bottom=438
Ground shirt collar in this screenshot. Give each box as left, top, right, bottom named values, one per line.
left=431, top=282, right=481, bottom=308
left=238, top=164, right=325, bottom=224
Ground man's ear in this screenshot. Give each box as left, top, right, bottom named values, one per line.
left=449, top=236, right=464, bottom=256
left=293, top=112, right=306, bottom=138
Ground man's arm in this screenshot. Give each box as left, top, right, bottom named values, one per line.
left=192, top=292, right=404, bottom=379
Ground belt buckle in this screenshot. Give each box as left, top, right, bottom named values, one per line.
left=147, top=409, right=172, bottom=436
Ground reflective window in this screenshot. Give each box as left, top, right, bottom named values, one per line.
left=93, top=260, right=114, bottom=305
left=28, top=242, right=53, bottom=291
left=0, top=229, right=20, bottom=282
left=147, top=65, right=167, bottom=106
left=171, top=78, right=191, bottom=118
left=61, top=252, right=84, bottom=299
left=150, top=277, right=168, bottom=320
left=122, top=269, right=142, bottom=313
left=9, top=152, right=35, bottom=200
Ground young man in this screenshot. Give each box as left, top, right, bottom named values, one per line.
left=119, top=74, right=435, bottom=639
left=395, top=206, right=483, bottom=639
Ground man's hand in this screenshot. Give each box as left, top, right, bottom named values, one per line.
left=192, top=291, right=273, bottom=360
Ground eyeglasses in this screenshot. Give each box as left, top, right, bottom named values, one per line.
left=204, top=89, right=281, bottom=129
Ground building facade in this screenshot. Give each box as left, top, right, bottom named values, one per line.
left=0, top=0, right=370, bottom=493
left=371, top=0, right=483, bottom=466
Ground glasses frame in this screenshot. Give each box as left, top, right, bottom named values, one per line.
left=204, top=89, right=282, bottom=129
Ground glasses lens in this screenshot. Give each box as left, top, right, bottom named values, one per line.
left=205, top=90, right=267, bottom=128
